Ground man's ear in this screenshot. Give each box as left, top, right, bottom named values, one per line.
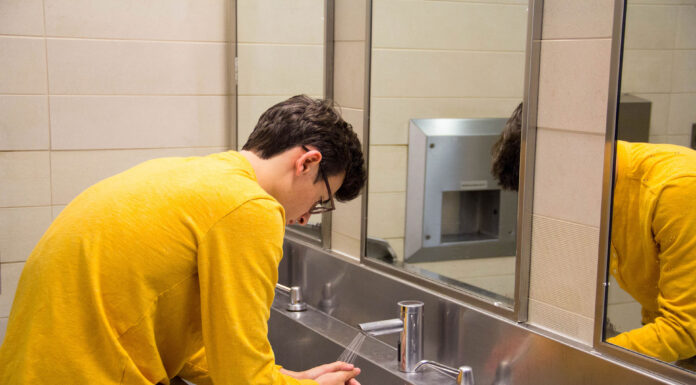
left=294, top=149, right=323, bottom=176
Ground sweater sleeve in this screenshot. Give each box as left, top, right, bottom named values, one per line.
left=197, top=198, right=316, bottom=384
left=608, top=177, right=696, bottom=362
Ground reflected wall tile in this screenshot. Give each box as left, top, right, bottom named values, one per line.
left=0, top=262, right=25, bottom=317
left=331, top=231, right=361, bottom=260
left=675, top=4, right=696, bottom=49
left=667, top=93, right=696, bottom=135
left=368, top=145, right=407, bottom=193
left=607, top=302, right=643, bottom=332
left=0, top=37, right=47, bottom=94
left=528, top=298, right=595, bottom=344
left=371, top=50, right=524, bottom=98
left=0, top=207, right=52, bottom=263
left=50, top=96, right=229, bottom=150
left=620, top=50, right=673, bottom=94
left=0, top=96, right=49, bottom=151
left=367, top=192, right=405, bottom=239
left=47, top=39, right=228, bottom=95
left=237, top=0, right=323, bottom=44
left=667, top=134, right=691, bottom=147
left=0, top=151, right=51, bottom=207
left=537, top=39, right=612, bottom=134
left=533, top=129, right=605, bottom=227
left=541, top=0, right=614, bottom=40
left=623, top=4, right=678, bottom=49
left=630, top=93, right=670, bottom=136
left=335, top=0, right=366, bottom=42
left=51, top=147, right=226, bottom=205
left=607, top=276, right=637, bottom=305
left=332, top=197, right=362, bottom=240
left=339, top=108, right=364, bottom=144
left=44, top=0, right=228, bottom=41
left=385, top=238, right=404, bottom=261
left=529, top=214, right=599, bottom=319
left=334, top=42, right=365, bottom=110
left=0, top=317, right=7, bottom=346
left=0, top=0, right=44, bottom=36
left=671, top=51, right=696, bottom=93
left=237, top=44, right=323, bottom=96
left=51, top=205, right=67, bottom=220
left=373, top=0, right=526, bottom=51
left=369, top=98, right=521, bottom=145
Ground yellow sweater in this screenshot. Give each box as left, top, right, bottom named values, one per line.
left=0, top=151, right=314, bottom=385
left=607, top=141, right=696, bottom=362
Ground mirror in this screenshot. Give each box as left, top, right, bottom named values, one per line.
left=364, top=0, right=530, bottom=309
left=602, top=0, right=696, bottom=374
left=235, top=0, right=327, bottom=240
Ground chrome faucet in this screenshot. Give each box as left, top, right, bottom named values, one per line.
left=358, top=300, right=424, bottom=372
left=414, top=360, right=474, bottom=385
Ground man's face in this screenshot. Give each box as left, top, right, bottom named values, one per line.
left=286, top=169, right=344, bottom=226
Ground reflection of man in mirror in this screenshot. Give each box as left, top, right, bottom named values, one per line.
left=606, top=140, right=696, bottom=362
left=491, top=103, right=696, bottom=363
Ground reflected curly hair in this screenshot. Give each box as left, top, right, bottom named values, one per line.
left=491, top=102, right=523, bottom=191
left=242, top=95, right=366, bottom=202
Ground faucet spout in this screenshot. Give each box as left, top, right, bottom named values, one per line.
left=359, top=318, right=403, bottom=336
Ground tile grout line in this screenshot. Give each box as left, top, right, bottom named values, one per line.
left=42, top=0, right=55, bottom=210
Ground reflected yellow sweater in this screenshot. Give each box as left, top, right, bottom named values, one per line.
left=0, top=151, right=314, bottom=385
left=607, top=141, right=696, bottom=362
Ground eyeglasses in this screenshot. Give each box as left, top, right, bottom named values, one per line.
left=302, top=146, right=336, bottom=214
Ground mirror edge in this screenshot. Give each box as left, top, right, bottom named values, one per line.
left=593, top=0, right=696, bottom=382
left=359, top=0, right=544, bottom=322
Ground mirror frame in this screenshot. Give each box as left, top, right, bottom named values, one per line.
left=593, top=0, right=696, bottom=382
left=359, top=0, right=544, bottom=322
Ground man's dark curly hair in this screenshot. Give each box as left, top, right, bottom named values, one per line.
left=242, top=95, right=366, bottom=202
left=491, top=102, right=523, bottom=191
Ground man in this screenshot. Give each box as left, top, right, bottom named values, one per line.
left=491, top=103, right=696, bottom=362
left=0, top=95, right=366, bottom=384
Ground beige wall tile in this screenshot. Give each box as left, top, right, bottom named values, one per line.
left=335, top=0, right=366, bottom=42
left=667, top=93, right=696, bottom=135
left=237, top=44, right=323, bottom=96
left=0, top=262, right=25, bottom=317
left=671, top=51, right=696, bottom=93
left=533, top=129, right=605, bottom=226
left=607, top=276, right=637, bottom=304
left=461, top=275, right=516, bottom=299
left=413, top=256, right=516, bottom=279
left=51, top=205, right=66, bottom=219
left=0, top=317, right=7, bottom=346
left=370, top=98, right=520, bottom=145
left=373, top=0, right=526, bottom=51
left=666, top=134, right=691, bottom=147
left=537, top=39, right=612, bottom=134
left=47, top=39, right=228, bottom=95
left=368, top=145, right=407, bottom=193
left=339, top=108, right=365, bottom=144
left=0, top=37, right=47, bottom=94
left=331, top=231, right=361, bottom=260
left=237, top=0, right=323, bottom=44
left=623, top=5, right=678, bottom=49
left=542, top=0, right=614, bottom=39
left=334, top=42, right=365, bottom=110
left=0, top=0, right=44, bottom=36
left=50, top=147, right=226, bottom=205
left=0, top=96, right=49, bottom=150
left=44, top=0, right=228, bottom=41
left=367, top=192, right=405, bottom=239
left=621, top=50, right=673, bottom=93
left=0, top=151, right=51, bottom=207
left=529, top=215, right=599, bottom=319
left=629, top=93, right=670, bottom=136
left=528, top=298, right=595, bottom=344
left=332, top=196, right=362, bottom=240
left=649, top=135, right=668, bottom=143
left=675, top=5, right=696, bottom=48
left=0, top=207, right=52, bottom=263
left=237, top=95, right=289, bottom=147
left=50, top=96, right=229, bottom=150
left=371, top=50, right=524, bottom=98
left=606, top=301, right=643, bottom=332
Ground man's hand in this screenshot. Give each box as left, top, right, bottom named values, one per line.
left=281, top=361, right=361, bottom=385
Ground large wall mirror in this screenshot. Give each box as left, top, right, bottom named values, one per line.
left=363, top=0, right=539, bottom=317
left=597, top=0, right=696, bottom=382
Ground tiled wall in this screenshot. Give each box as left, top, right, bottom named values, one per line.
left=527, top=0, right=616, bottom=344
left=0, top=0, right=232, bottom=343
left=621, top=0, right=696, bottom=146
left=367, top=0, right=527, bottom=260
left=235, top=0, right=325, bottom=147
left=330, top=0, right=368, bottom=259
